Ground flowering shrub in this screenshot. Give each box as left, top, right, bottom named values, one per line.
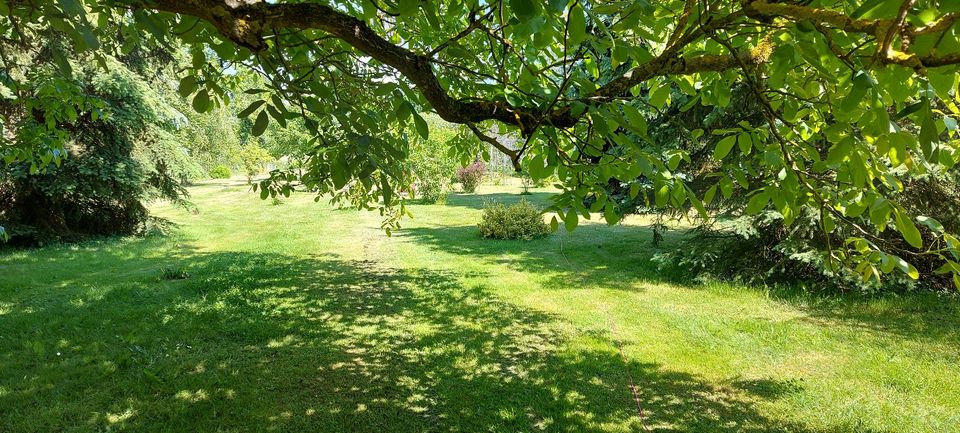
left=456, top=161, right=486, bottom=193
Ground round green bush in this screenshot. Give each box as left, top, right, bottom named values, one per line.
left=479, top=200, right=551, bottom=240
left=209, top=165, right=232, bottom=179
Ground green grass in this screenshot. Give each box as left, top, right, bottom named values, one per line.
left=1, top=179, right=959, bottom=432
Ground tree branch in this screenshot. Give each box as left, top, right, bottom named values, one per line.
left=127, top=0, right=960, bottom=150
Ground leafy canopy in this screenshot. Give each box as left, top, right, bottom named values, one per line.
left=2, top=0, right=960, bottom=287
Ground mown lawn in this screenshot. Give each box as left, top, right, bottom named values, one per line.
left=1, top=179, right=958, bottom=432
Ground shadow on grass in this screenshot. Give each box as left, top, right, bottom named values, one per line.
left=399, top=221, right=688, bottom=292
left=0, top=243, right=834, bottom=432
left=399, top=221, right=960, bottom=349
left=769, top=287, right=960, bottom=347
left=442, top=191, right=555, bottom=211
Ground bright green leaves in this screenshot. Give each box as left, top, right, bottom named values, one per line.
left=713, top=130, right=757, bottom=161
left=527, top=153, right=554, bottom=181
left=851, top=0, right=905, bottom=19
left=7, top=0, right=960, bottom=289
left=916, top=98, right=939, bottom=160
left=746, top=189, right=770, bottom=215
left=649, top=83, right=671, bottom=109
left=826, top=136, right=854, bottom=165
left=893, top=206, right=923, bottom=249
left=567, top=4, right=587, bottom=46
left=396, top=0, right=419, bottom=16
left=840, top=71, right=874, bottom=114
left=737, top=133, right=753, bottom=155
left=713, top=135, right=737, bottom=160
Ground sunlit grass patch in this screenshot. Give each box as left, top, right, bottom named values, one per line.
left=0, top=180, right=957, bottom=432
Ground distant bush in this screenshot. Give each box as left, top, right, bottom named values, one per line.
left=456, top=161, right=486, bottom=193
left=239, top=145, right=273, bottom=184
left=418, top=179, right=447, bottom=204
left=479, top=200, right=551, bottom=240
left=413, top=156, right=451, bottom=204
left=209, top=165, right=232, bottom=179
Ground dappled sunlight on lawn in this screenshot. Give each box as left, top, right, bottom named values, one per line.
left=0, top=246, right=828, bottom=432
left=1, top=180, right=957, bottom=432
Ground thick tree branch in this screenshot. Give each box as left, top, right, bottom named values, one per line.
left=127, top=0, right=960, bottom=145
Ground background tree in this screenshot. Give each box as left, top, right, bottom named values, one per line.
left=238, top=144, right=273, bottom=184
left=2, top=0, right=959, bottom=287
left=0, top=25, right=194, bottom=244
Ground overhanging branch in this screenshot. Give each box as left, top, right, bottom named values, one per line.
left=126, top=0, right=960, bottom=156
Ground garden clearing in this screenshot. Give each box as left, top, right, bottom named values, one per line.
left=1, top=179, right=958, bottom=432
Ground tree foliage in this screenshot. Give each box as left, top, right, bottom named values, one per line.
left=0, top=55, right=192, bottom=244
left=239, top=143, right=273, bottom=184
left=2, top=0, right=960, bottom=287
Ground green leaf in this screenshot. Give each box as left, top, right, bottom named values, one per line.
left=603, top=203, right=619, bottom=225
left=237, top=100, right=266, bottom=118
left=397, top=102, right=412, bottom=123
left=192, top=89, right=211, bottom=113
left=266, top=103, right=287, bottom=128
left=916, top=216, right=944, bottom=233
left=852, top=0, right=903, bottom=19
left=713, top=135, right=737, bottom=160
left=687, top=187, right=709, bottom=219
left=840, top=71, right=872, bottom=113
left=621, top=104, right=647, bottom=136
left=396, top=0, right=418, bottom=15
left=413, top=112, right=429, bottom=139
left=918, top=99, right=938, bottom=160
left=252, top=110, right=269, bottom=137
left=178, top=75, right=198, bottom=98
left=894, top=207, right=923, bottom=249
left=892, top=256, right=920, bottom=279
left=737, top=133, right=753, bottom=155
left=649, top=84, right=671, bottom=108
left=827, top=136, right=853, bottom=165
left=564, top=209, right=578, bottom=232
left=704, top=185, right=718, bottom=205
left=719, top=177, right=734, bottom=199
left=380, top=173, right=393, bottom=205
left=510, top=0, right=537, bottom=21
left=568, top=4, right=586, bottom=46
left=746, top=190, right=769, bottom=214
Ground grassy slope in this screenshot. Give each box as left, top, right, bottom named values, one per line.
left=0, top=179, right=958, bottom=432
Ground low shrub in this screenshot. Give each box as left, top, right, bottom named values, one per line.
left=456, top=161, right=486, bottom=193
left=160, top=266, right=189, bottom=280
left=479, top=200, right=551, bottom=240
left=209, top=165, right=232, bottom=179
